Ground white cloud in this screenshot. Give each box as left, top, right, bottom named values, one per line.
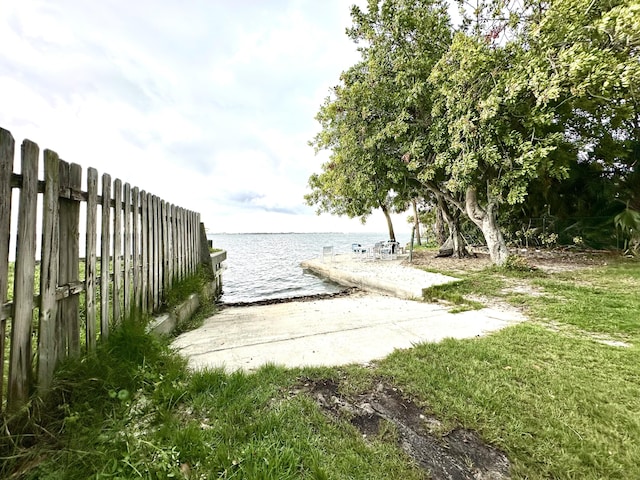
left=0, top=0, right=412, bottom=235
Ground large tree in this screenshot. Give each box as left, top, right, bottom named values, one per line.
left=307, top=0, right=451, bottom=243
left=306, top=59, right=412, bottom=241
left=308, top=0, right=639, bottom=263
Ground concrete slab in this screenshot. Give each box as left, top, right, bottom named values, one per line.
left=172, top=292, right=526, bottom=372
left=301, top=254, right=458, bottom=299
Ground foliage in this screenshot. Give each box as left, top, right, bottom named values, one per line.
left=501, top=254, right=537, bottom=272
left=306, top=0, right=452, bottom=238
left=1, top=330, right=424, bottom=479
left=614, top=206, right=640, bottom=255
left=308, top=0, right=639, bottom=261
left=164, top=268, right=207, bottom=309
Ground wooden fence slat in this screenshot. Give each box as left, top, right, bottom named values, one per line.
left=146, top=192, right=154, bottom=311
left=193, top=212, right=198, bottom=273
left=57, top=160, right=70, bottom=358
left=175, top=208, right=181, bottom=281
left=161, top=200, right=169, bottom=296
left=186, top=210, right=191, bottom=275
left=0, top=127, right=213, bottom=411
left=0, top=128, right=15, bottom=409
left=113, top=179, right=122, bottom=325
left=140, top=191, right=148, bottom=313
left=190, top=211, right=195, bottom=274
left=178, top=208, right=185, bottom=281
left=7, top=139, right=39, bottom=411
left=192, top=212, right=198, bottom=273
left=199, top=221, right=213, bottom=277
left=37, top=150, right=60, bottom=391
left=188, top=211, right=193, bottom=274
left=100, top=174, right=111, bottom=339
left=158, top=196, right=163, bottom=306
left=186, top=211, right=191, bottom=275
left=170, top=204, right=177, bottom=283
left=132, top=187, right=140, bottom=310
left=183, top=209, right=188, bottom=278
left=153, top=196, right=160, bottom=310
left=85, top=167, right=98, bottom=352
left=167, top=204, right=174, bottom=290
left=123, top=183, right=131, bottom=317
left=68, top=163, right=82, bottom=356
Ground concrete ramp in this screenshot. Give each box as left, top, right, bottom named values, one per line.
left=172, top=254, right=526, bottom=372
left=172, top=292, right=525, bottom=372
left=301, top=254, right=458, bottom=299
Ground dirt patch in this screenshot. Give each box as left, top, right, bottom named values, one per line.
left=301, top=379, right=510, bottom=480
left=407, top=247, right=615, bottom=274
left=406, top=250, right=493, bottom=273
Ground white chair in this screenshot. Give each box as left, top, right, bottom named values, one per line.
left=380, top=241, right=399, bottom=260
left=351, top=243, right=368, bottom=257
left=322, top=245, right=334, bottom=262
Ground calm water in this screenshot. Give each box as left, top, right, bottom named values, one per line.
left=208, top=232, right=409, bottom=303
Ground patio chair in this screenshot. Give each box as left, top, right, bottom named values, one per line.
left=322, top=245, right=334, bottom=262
left=351, top=243, right=368, bottom=255
left=380, top=240, right=399, bottom=260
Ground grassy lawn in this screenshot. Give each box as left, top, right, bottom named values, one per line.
left=2, top=255, right=639, bottom=479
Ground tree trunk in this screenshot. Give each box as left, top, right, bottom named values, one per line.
left=412, top=199, right=421, bottom=246
left=381, top=204, right=396, bottom=241
left=435, top=198, right=447, bottom=246
left=465, top=186, right=509, bottom=265
left=439, top=199, right=469, bottom=258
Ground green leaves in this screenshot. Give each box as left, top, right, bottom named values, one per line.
left=309, top=0, right=637, bottom=256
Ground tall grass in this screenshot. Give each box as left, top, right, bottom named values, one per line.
left=2, top=257, right=639, bottom=479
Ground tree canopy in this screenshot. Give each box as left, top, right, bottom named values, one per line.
left=307, top=0, right=639, bottom=263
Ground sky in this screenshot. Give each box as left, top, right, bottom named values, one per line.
left=0, top=0, right=417, bottom=235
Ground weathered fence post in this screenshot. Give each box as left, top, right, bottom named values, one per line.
left=69, top=163, right=82, bottom=355
left=146, top=192, right=154, bottom=311
left=100, top=174, right=112, bottom=339
left=58, top=161, right=82, bottom=358
left=132, top=187, right=140, bottom=310
left=85, top=167, right=98, bottom=352
left=0, top=128, right=15, bottom=409
left=153, top=195, right=160, bottom=309
left=162, top=200, right=170, bottom=297
left=170, top=204, right=177, bottom=283
left=178, top=208, right=185, bottom=281
left=7, top=140, right=39, bottom=411
left=0, top=127, right=209, bottom=411
left=140, top=191, right=148, bottom=313
left=123, top=183, right=131, bottom=317
left=37, top=150, right=60, bottom=391
left=199, top=222, right=213, bottom=279
left=113, top=179, right=122, bottom=325
left=166, top=203, right=174, bottom=290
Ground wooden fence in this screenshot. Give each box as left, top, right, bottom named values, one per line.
left=1, top=127, right=209, bottom=413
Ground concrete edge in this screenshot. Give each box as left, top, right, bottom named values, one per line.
left=146, top=280, right=217, bottom=337
left=211, top=250, right=227, bottom=264
left=301, top=258, right=424, bottom=300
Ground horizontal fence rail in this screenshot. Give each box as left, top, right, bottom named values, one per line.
left=0, top=127, right=208, bottom=412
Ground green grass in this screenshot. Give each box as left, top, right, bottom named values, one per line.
left=528, top=263, right=640, bottom=339
left=378, top=325, right=640, bottom=479
left=1, top=318, right=422, bottom=479
left=2, top=256, right=639, bottom=479
left=390, top=257, right=640, bottom=478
